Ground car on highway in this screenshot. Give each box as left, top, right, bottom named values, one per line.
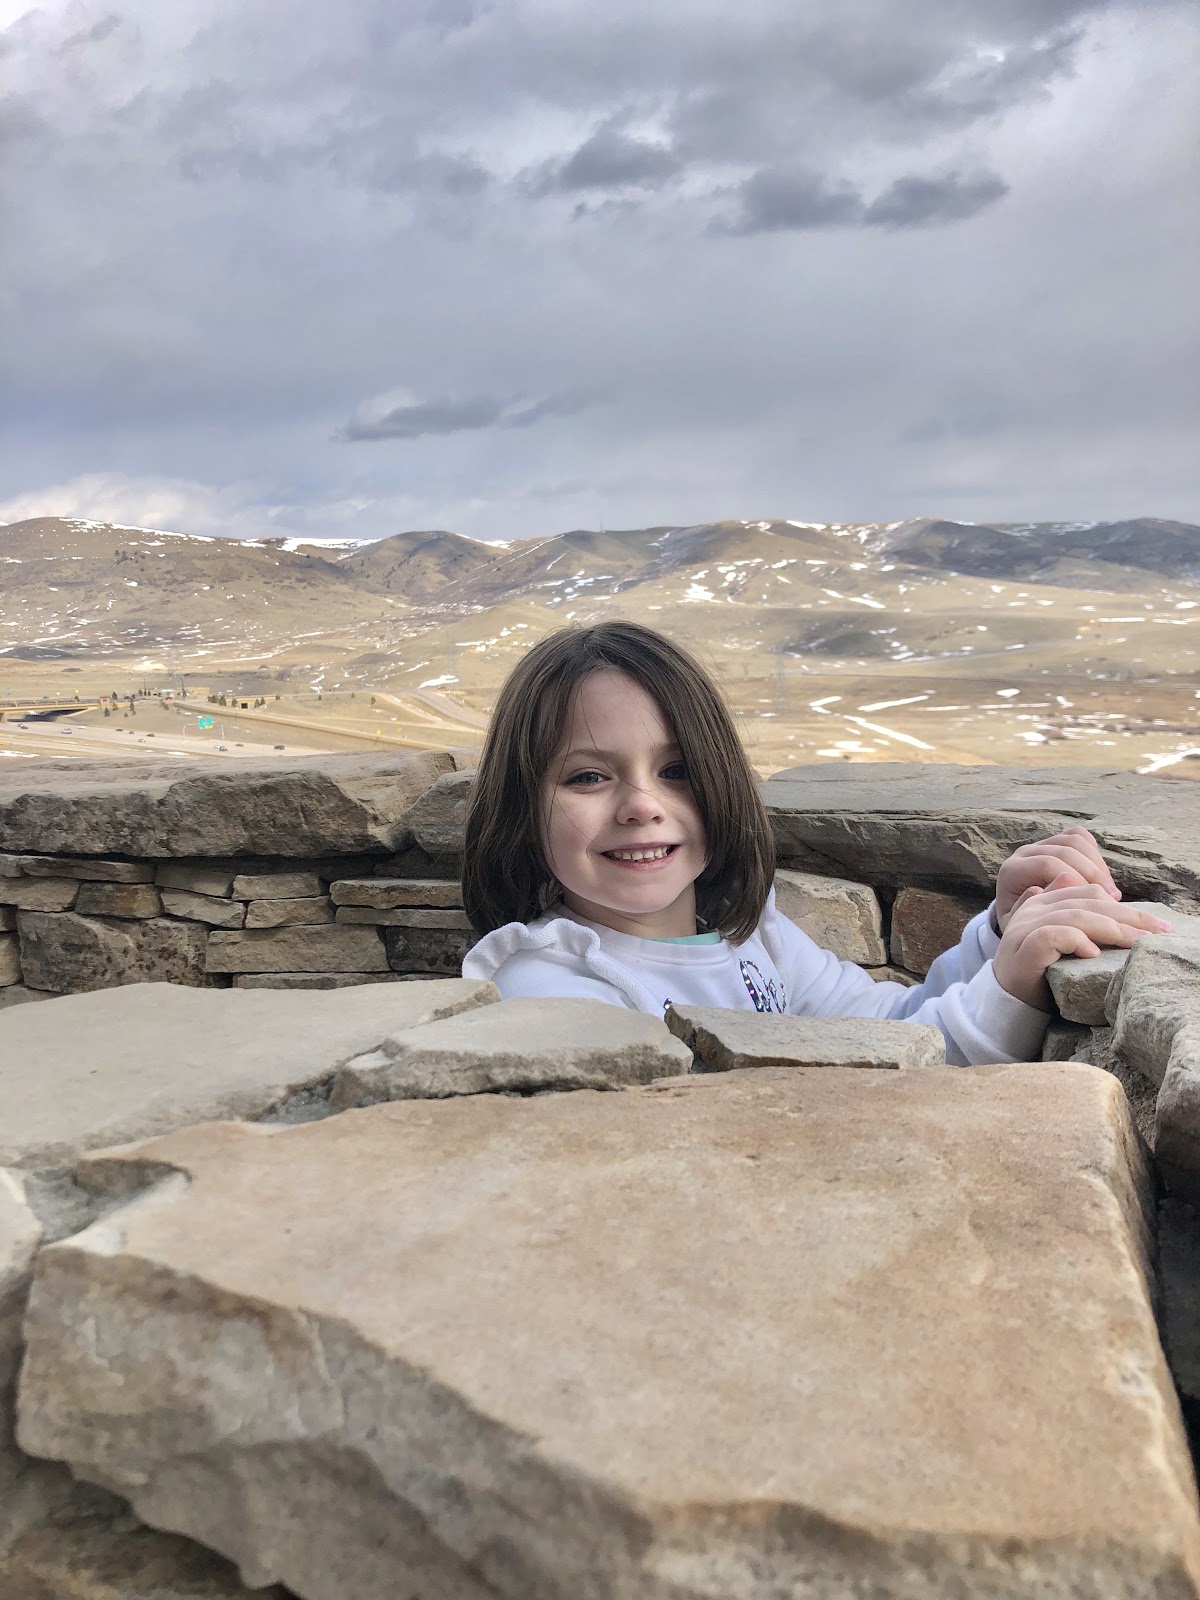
left=274, top=744, right=285, bottom=750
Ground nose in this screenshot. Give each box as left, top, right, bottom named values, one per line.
left=615, top=779, right=666, bottom=826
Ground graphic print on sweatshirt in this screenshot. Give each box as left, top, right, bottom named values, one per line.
left=740, top=959, right=785, bottom=1013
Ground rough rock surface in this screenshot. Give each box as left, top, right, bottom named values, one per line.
left=1, top=855, right=155, bottom=884
left=1109, top=935, right=1200, bottom=1200
left=73, top=883, right=163, bottom=920
left=763, top=763, right=1200, bottom=904
left=231, top=872, right=322, bottom=900
left=0, top=751, right=453, bottom=858
left=205, top=926, right=388, bottom=974
left=1047, top=907, right=1200, bottom=1025
left=155, top=863, right=242, bottom=897
left=335, top=906, right=470, bottom=928
left=243, top=897, right=335, bottom=929
left=17, top=913, right=208, bottom=995
left=330, top=878, right=462, bottom=909
left=382, top=924, right=471, bottom=975
left=771, top=869, right=886, bottom=964
left=0, top=879, right=78, bottom=913
left=17, top=1065, right=1200, bottom=1599
left=0, top=979, right=498, bottom=1170
left=890, top=886, right=988, bottom=975
left=1, top=1168, right=43, bottom=1546
left=400, top=770, right=471, bottom=861
left=0, top=937, right=18, bottom=986
left=665, top=1004, right=945, bottom=1072
left=160, top=890, right=246, bottom=929
left=332, top=997, right=692, bottom=1105
left=230, top=972, right=409, bottom=990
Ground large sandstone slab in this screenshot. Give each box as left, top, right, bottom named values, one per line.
left=205, top=926, right=388, bottom=973
left=665, top=1004, right=945, bottom=1072
left=330, top=878, right=463, bottom=909
left=159, top=889, right=246, bottom=929
left=763, top=763, right=1200, bottom=903
left=0, top=854, right=156, bottom=883
left=0, top=979, right=498, bottom=1170
left=332, top=997, right=692, bottom=1105
left=17, top=913, right=208, bottom=994
left=243, top=897, right=335, bottom=929
left=17, top=1065, right=1200, bottom=1598
left=772, top=869, right=886, bottom=964
left=74, top=882, right=163, bottom=920
left=0, top=751, right=453, bottom=858
left=0, top=878, right=78, bottom=912
left=1047, top=905, right=1200, bottom=1025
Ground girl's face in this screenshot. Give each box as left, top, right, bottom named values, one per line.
left=539, top=667, right=708, bottom=939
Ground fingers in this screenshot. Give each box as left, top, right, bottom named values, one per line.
left=1013, top=838, right=1120, bottom=898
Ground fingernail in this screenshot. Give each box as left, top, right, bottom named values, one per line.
left=1156, top=918, right=1175, bottom=932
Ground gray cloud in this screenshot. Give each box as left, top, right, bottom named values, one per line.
left=716, top=167, right=865, bottom=233
left=865, top=171, right=1010, bottom=227
left=538, top=125, right=682, bottom=192
left=341, top=391, right=596, bottom=442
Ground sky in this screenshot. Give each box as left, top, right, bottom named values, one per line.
left=0, top=0, right=1197, bottom=545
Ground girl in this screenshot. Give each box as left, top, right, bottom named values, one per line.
left=461, top=622, right=1171, bottom=1065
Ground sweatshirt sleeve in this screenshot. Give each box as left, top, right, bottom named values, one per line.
left=763, top=903, right=1049, bottom=1067
left=482, top=948, right=631, bottom=1007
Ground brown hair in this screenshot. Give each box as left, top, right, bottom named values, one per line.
left=462, top=621, right=775, bottom=942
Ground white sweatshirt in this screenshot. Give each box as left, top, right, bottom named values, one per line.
left=461, top=891, right=1050, bottom=1067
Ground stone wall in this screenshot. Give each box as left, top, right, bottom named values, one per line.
left=3, top=753, right=1200, bottom=1598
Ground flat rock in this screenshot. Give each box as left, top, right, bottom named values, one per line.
left=763, top=763, right=1200, bottom=904
left=400, top=769, right=471, bottom=861
left=74, top=882, right=163, bottom=920
left=155, top=863, right=241, bottom=897
left=0, top=854, right=155, bottom=884
left=17, top=913, right=208, bottom=995
left=244, top=897, right=335, bottom=929
left=18, top=1065, right=1200, bottom=1598
left=0, top=979, right=498, bottom=1170
left=159, top=890, right=246, bottom=929
left=0, top=878, right=78, bottom=912
left=890, top=886, right=988, bottom=975
left=772, top=869, right=886, bottom=964
left=1047, top=905, right=1200, bottom=1025
left=665, top=1004, right=945, bottom=1071
left=231, top=972, right=411, bottom=989
left=231, top=872, right=322, bottom=900
left=335, top=905, right=470, bottom=928
left=330, top=878, right=462, bottom=909
left=0, top=751, right=453, bottom=858
left=332, top=997, right=693, bottom=1105
left=0, top=936, right=18, bottom=986
left=205, top=926, right=389, bottom=974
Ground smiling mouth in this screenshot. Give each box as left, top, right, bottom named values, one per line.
left=602, top=844, right=679, bottom=862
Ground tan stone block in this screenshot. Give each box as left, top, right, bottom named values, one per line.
left=3, top=854, right=156, bottom=883
left=18, top=1065, right=1200, bottom=1597
left=332, top=996, right=692, bottom=1106
left=665, top=1004, right=944, bottom=1072
left=330, top=877, right=463, bottom=909
left=0, top=979, right=498, bottom=1170
left=205, top=926, right=389, bottom=974
left=17, top=913, right=207, bottom=995
left=74, top=883, right=163, bottom=920
left=0, top=934, right=19, bottom=987
left=889, top=887, right=988, bottom=975
left=401, top=770, right=470, bottom=858
left=773, top=869, right=886, bottom=964
left=160, top=890, right=246, bottom=929
left=336, top=906, right=471, bottom=928
left=244, top=897, right=335, bottom=929
left=0, top=878, right=78, bottom=913
left=1046, top=905, right=1200, bottom=1026
left=231, top=872, right=323, bottom=901
left=155, top=862, right=240, bottom=897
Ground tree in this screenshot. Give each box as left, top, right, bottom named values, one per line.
left=103, top=706, right=110, bottom=718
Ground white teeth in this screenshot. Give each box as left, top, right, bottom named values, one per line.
left=608, top=846, right=672, bottom=862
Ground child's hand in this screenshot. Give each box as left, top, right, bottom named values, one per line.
left=992, top=881, right=1174, bottom=1010
left=994, top=826, right=1120, bottom=932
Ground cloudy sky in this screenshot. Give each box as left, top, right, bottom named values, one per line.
left=1, top=0, right=1196, bottom=544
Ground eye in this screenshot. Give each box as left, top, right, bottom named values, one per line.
left=662, top=761, right=689, bottom=782
left=565, top=769, right=605, bottom=787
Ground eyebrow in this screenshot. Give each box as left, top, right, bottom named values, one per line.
left=560, top=743, right=681, bottom=763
